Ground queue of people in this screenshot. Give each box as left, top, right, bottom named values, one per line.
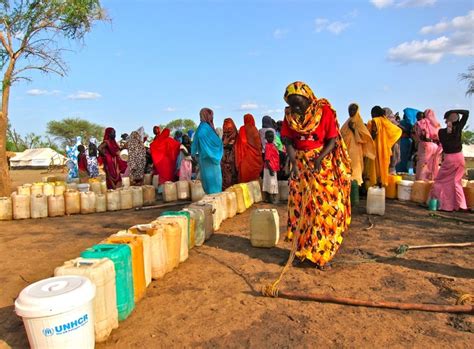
left=341, top=103, right=470, bottom=212
left=67, top=80, right=469, bottom=271
left=71, top=108, right=289, bottom=202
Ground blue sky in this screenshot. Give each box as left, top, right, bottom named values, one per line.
left=8, top=0, right=474, bottom=138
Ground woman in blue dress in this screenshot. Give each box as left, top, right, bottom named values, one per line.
left=396, top=108, right=419, bottom=173
left=191, top=108, right=223, bottom=194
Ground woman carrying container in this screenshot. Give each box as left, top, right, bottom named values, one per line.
left=280, top=81, right=351, bottom=269
left=99, top=128, right=127, bottom=189
left=191, top=108, right=223, bottom=194
left=236, top=114, right=263, bottom=182
left=221, top=118, right=239, bottom=190
left=429, top=109, right=469, bottom=211
left=341, top=103, right=375, bottom=186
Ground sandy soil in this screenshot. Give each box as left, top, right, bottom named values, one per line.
left=0, top=172, right=473, bottom=348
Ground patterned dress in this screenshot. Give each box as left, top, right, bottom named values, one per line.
left=281, top=81, right=352, bottom=267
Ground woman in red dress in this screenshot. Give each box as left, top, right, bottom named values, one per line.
left=235, top=114, right=263, bottom=183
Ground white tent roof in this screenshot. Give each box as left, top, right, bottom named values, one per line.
left=463, top=144, right=474, bottom=159
left=10, top=148, right=66, bottom=167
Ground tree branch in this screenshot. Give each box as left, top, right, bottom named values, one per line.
left=0, top=31, right=12, bottom=56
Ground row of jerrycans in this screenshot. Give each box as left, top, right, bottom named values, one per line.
left=1, top=186, right=156, bottom=221
left=51, top=181, right=263, bottom=343
left=52, top=207, right=209, bottom=343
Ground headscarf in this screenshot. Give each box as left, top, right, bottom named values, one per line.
left=174, top=130, right=183, bottom=142
left=417, top=109, right=441, bottom=140
left=341, top=103, right=376, bottom=158
left=424, top=109, right=440, bottom=129
left=103, top=127, right=120, bottom=154
left=244, top=114, right=261, bottom=149
left=187, top=129, right=195, bottom=140
left=403, top=108, right=420, bottom=127
left=222, top=118, right=238, bottom=146
left=89, top=137, right=98, bottom=146
left=383, top=107, right=399, bottom=125
left=262, top=115, right=275, bottom=129
left=200, top=108, right=215, bottom=129
left=136, top=127, right=145, bottom=142
left=284, top=81, right=332, bottom=134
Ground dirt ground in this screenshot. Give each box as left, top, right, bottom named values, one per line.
left=1, top=171, right=473, bottom=348
left=8, top=168, right=67, bottom=194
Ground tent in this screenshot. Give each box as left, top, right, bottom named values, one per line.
left=10, top=148, right=67, bottom=168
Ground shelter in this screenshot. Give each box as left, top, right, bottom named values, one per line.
left=10, top=148, right=66, bottom=169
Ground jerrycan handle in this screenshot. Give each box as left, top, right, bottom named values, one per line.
left=75, top=260, right=95, bottom=267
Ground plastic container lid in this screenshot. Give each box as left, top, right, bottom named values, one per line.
left=398, top=180, right=414, bottom=186
left=15, top=276, right=96, bottom=318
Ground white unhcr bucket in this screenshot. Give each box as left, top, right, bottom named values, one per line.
left=15, top=275, right=96, bottom=349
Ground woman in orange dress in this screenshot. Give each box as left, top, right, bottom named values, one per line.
left=235, top=114, right=263, bottom=182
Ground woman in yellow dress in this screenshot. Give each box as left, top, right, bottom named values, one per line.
left=365, top=106, right=402, bottom=187
left=280, top=81, right=351, bottom=269
left=341, top=103, right=375, bottom=186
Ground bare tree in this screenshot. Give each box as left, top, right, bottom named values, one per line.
left=0, top=0, right=107, bottom=195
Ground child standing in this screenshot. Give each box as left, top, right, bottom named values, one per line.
left=77, top=145, right=90, bottom=183
left=263, top=130, right=280, bottom=203
left=87, top=137, right=100, bottom=178
left=178, top=134, right=193, bottom=181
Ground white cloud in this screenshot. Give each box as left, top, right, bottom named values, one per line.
left=397, top=0, right=436, bottom=8
left=371, top=0, right=436, bottom=8
left=388, top=36, right=449, bottom=63
left=370, top=0, right=394, bottom=8
left=315, top=18, right=350, bottom=35
left=327, top=21, right=351, bottom=34
left=164, top=107, right=176, bottom=112
left=273, top=28, right=288, bottom=39
left=67, top=91, right=101, bottom=100
left=420, top=10, right=474, bottom=35
left=346, top=9, right=359, bottom=19
left=239, top=103, right=259, bottom=111
left=27, top=89, right=61, bottom=96
left=263, top=109, right=283, bottom=115
left=388, top=10, right=474, bottom=64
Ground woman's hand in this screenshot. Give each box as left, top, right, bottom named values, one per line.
left=290, top=162, right=299, bottom=179
left=314, top=157, right=322, bottom=172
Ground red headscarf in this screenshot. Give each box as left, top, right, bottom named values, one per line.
left=223, top=118, right=238, bottom=146
left=243, top=114, right=261, bottom=149
left=104, top=127, right=121, bottom=154
left=236, top=114, right=263, bottom=182
left=150, top=127, right=180, bottom=183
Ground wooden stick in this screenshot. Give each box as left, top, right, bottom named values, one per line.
left=276, top=290, right=474, bottom=314
left=135, top=201, right=191, bottom=211
left=407, top=242, right=474, bottom=250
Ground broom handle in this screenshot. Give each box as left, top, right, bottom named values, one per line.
left=278, top=290, right=474, bottom=314
left=408, top=242, right=474, bottom=250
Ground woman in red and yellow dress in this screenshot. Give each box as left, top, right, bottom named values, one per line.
left=281, top=81, right=351, bottom=269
